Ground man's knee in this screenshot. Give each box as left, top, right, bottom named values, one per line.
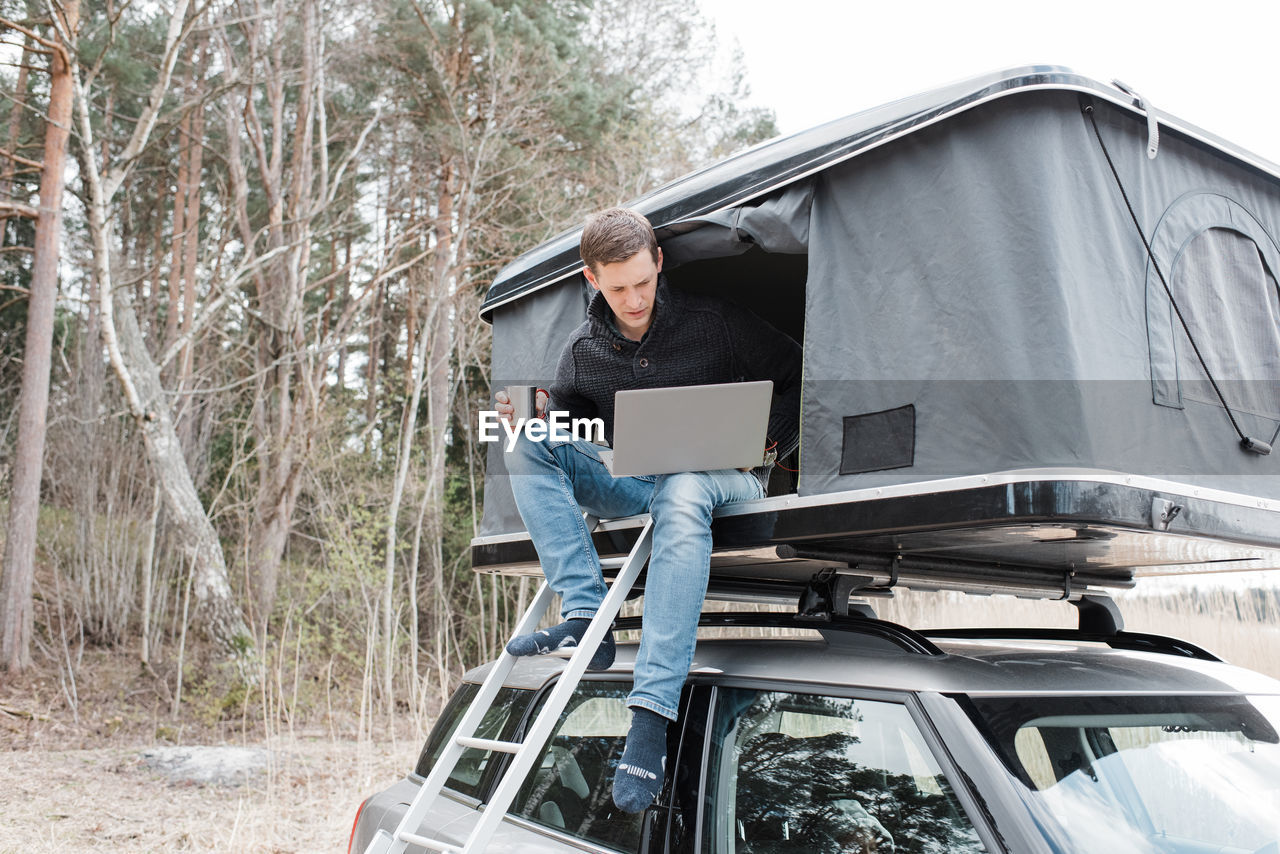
left=650, top=471, right=714, bottom=513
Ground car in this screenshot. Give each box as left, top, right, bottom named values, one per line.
left=352, top=64, right=1280, bottom=854
left=349, top=605, right=1280, bottom=854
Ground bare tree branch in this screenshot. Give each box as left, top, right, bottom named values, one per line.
left=0, top=16, right=64, bottom=55
left=0, top=147, right=44, bottom=171
left=156, top=242, right=292, bottom=370
left=325, top=105, right=380, bottom=206
left=0, top=201, right=37, bottom=218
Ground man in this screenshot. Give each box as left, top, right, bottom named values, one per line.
left=496, top=207, right=801, bottom=812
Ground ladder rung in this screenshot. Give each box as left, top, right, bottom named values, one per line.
left=600, top=556, right=627, bottom=569
left=375, top=520, right=655, bottom=854
left=397, top=831, right=459, bottom=853
left=455, top=735, right=521, bottom=754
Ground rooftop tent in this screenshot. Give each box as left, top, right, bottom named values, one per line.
left=475, top=67, right=1280, bottom=584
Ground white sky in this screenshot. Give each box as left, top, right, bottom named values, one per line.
left=699, top=0, right=1280, bottom=165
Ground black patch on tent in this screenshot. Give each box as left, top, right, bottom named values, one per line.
left=840, top=405, right=916, bottom=474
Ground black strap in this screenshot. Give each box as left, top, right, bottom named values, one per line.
left=1083, top=101, right=1271, bottom=456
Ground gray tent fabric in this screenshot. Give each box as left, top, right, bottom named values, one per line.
left=483, top=276, right=593, bottom=535
left=731, top=178, right=814, bottom=253
left=478, top=83, right=1280, bottom=538
left=657, top=181, right=813, bottom=267
left=798, top=91, right=1280, bottom=499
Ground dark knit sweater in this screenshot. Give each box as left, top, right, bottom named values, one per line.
left=549, top=276, right=802, bottom=458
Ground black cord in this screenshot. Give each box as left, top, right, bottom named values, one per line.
left=1083, top=102, right=1270, bottom=455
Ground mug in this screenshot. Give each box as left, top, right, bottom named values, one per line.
left=505, top=385, right=539, bottom=423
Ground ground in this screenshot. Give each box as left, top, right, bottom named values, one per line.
left=0, top=647, right=431, bottom=854
left=0, top=736, right=405, bottom=853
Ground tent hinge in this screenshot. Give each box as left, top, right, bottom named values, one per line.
left=1110, top=79, right=1160, bottom=159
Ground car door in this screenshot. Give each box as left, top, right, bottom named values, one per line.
left=697, top=684, right=991, bottom=854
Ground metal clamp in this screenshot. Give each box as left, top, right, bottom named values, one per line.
left=797, top=568, right=872, bottom=621
left=1151, top=497, right=1183, bottom=532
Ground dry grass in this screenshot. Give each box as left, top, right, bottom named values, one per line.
left=0, top=734, right=410, bottom=853
left=0, top=646, right=433, bottom=854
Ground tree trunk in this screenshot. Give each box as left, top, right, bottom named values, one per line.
left=175, top=39, right=206, bottom=454
left=97, top=241, right=254, bottom=658
left=66, top=0, right=251, bottom=660
left=0, top=34, right=32, bottom=246
left=163, top=98, right=189, bottom=353
left=1, top=0, right=79, bottom=673
left=380, top=286, right=437, bottom=704
left=240, top=0, right=320, bottom=625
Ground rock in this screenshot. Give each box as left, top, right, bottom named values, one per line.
left=140, top=745, right=270, bottom=787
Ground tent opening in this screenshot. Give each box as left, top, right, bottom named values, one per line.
left=665, top=244, right=809, bottom=494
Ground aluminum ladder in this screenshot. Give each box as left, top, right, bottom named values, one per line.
left=365, top=516, right=655, bottom=854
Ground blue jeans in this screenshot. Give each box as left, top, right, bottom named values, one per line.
left=505, top=435, right=765, bottom=721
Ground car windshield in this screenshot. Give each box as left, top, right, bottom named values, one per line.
left=966, top=694, right=1280, bottom=853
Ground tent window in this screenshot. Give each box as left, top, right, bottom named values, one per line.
left=1169, top=227, right=1280, bottom=419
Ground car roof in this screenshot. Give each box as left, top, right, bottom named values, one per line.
left=468, top=634, right=1280, bottom=697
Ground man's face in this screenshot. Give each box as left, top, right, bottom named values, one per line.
left=584, top=248, right=663, bottom=342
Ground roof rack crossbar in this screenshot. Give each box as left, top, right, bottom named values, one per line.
left=776, top=545, right=1135, bottom=599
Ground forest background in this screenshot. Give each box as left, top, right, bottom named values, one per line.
left=2, top=1, right=1279, bottom=850
left=0, top=0, right=776, bottom=729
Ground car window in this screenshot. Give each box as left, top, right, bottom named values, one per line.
left=511, top=681, right=643, bottom=852
left=968, top=694, right=1280, bottom=853
left=416, top=683, right=532, bottom=799
left=705, top=688, right=985, bottom=854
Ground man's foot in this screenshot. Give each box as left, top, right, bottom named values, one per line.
left=613, top=708, right=667, bottom=813
left=505, top=618, right=615, bottom=671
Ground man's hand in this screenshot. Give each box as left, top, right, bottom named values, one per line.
left=494, top=388, right=549, bottom=425
left=740, top=442, right=777, bottom=472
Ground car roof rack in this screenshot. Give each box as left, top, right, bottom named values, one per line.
left=798, top=568, right=1217, bottom=659
left=613, top=610, right=946, bottom=656
left=662, top=575, right=1219, bottom=663
left=919, top=627, right=1221, bottom=661
left=794, top=567, right=1128, bottom=628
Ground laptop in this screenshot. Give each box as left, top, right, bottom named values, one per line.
left=596, top=381, right=774, bottom=477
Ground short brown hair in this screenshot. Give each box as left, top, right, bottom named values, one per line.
left=579, top=208, right=659, bottom=273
